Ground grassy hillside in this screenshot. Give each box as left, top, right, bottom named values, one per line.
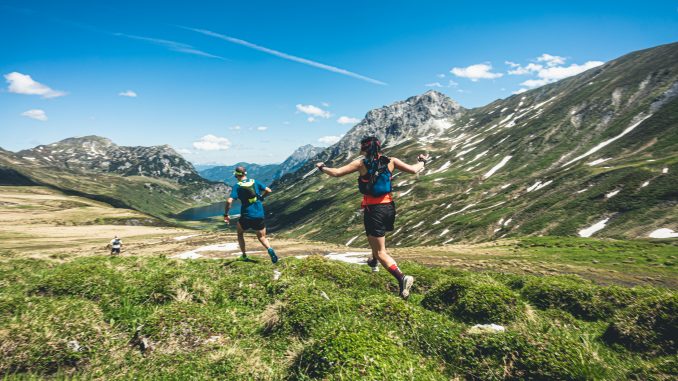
left=0, top=255, right=676, bottom=380
left=0, top=151, right=223, bottom=221
left=267, top=42, right=678, bottom=245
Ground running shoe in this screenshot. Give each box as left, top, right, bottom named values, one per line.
left=366, top=257, right=379, bottom=272
left=399, top=275, right=415, bottom=300
left=237, top=254, right=248, bottom=261
left=267, top=247, right=278, bottom=264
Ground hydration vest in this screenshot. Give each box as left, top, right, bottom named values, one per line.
left=358, top=156, right=392, bottom=197
left=237, top=179, right=259, bottom=204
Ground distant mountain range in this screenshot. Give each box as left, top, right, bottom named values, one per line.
left=0, top=136, right=228, bottom=219
left=267, top=42, right=678, bottom=245
left=198, top=144, right=323, bottom=186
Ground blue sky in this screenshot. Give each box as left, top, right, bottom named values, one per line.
left=1, top=1, right=677, bottom=164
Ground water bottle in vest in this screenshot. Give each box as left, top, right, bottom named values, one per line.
left=237, top=179, right=259, bottom=204
left=358, top=156, right=392, bottom=196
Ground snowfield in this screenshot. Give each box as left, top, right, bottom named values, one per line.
left=578, top=218, right=610, bottom=238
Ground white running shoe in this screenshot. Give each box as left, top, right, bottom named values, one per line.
left=399, top=275, right=414, bottom=300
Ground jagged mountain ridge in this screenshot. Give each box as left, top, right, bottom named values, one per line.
left=267, top=42, right=678, bottom=245
left=200, top=162, right=281, bottom=186
left=17, top=136, right=204, bottom=184
left=1, top=137, right=229, bottom=219
left=199, top=144, right=323, bottom=185
left=276, top=144, right=324, bottom=178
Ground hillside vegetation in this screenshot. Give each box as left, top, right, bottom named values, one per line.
left=268, top=42, right=678, bottom=246
left=1, top=254, right=676, bottom=380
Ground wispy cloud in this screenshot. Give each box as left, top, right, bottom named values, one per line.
left=507, top=54, right=604, bottom=93
left=5, top=72, right=66, bottom=98
left=318, top=135, right=343, bottom=145
left=118, top=90, right=137, bottom=97
left=182, top=26, right=386, bottom=85
left=114, top=33, right=226, bottom=60
left=256, top=126, right=268, bottom=131
left=451, top=63, right=503, bottom=81
left=337, top=116, right=360, bottom=125
left=425, top=80, right=458, bottom=88
left=193, top=134, right=231, bottom=151
left=296, top=104, right=331, bottom=119
left=21, top=109, right=48, bottom=121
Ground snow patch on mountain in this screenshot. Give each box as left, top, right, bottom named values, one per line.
left=562, top=114, right=652, bottom=167
left=578, top=218, right=610, bottom=237
left=648, top=228, right=678, bottom=238
left=483, top=156, right=512, bottom=179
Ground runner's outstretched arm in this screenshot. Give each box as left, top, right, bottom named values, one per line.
left=261, top=187, right=272, bottom=197
left=224, top=197, right=234, bottom=223
left=392, top=154, right=429, bottom=174
left=316, top=160, right=362, bottom=177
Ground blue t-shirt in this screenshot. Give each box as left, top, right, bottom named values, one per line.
left=230, top=178, right=267, bottom=219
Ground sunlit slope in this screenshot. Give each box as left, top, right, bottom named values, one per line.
left=0, top=255, right=675, bottom=379
left=0, top=137, right=228, bottom=219
left=268, top=42, right=678, bottom=246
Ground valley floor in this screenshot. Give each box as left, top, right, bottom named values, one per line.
left=1, top=186, right=676, bottom=288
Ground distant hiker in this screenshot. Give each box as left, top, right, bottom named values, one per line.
left=110, top=235, right=122, bottom=255
left=316, top=136, right=429, bottom=299
left=224, top=166, right=278, bottom=263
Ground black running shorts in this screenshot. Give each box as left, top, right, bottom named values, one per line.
left=239, top=217, right=266, bottom=231
left=363, top=202, right=396, bottom=237
left=111, top=248, right=120, bottom=254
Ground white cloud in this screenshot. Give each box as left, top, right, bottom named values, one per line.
left=425, top=82, right=443, bottom=88
left=296, top=104, right=330, bottom=118
left=318, top=135, right=342, bottom=145
left=436, top=73, right=446, bottom=78
left=321, top=102, right=330, bottom=107
left=256, top=126, right=268, bottom=131
left=519, top=61, right=604, bottom=89
left=507, top=53, right=604, bottom=90
left=4, top=72, right=66, bottom=98
left=307, top=117, right=316, bottom=122
left=507, top=62, right=542, bottom=75
left=337, top=116, right=360, bottom=125
left=450, top=63, right=503, bottom=81
left=183, top=27, right=387, bottom=85
left=21, top=109, right=47, bottom=121
left=229, top=125, right=241, bottom=130
left=192, top=134, right=231, bottom=151
left=425, top=79, right=458, bottom=88
left=537, top=53, right=566, bottom=67
left=537, top=61, right=604, bottom=81
left=118, top=90, right=137, bottom=97
left=177, top=148, right=192, bottom=154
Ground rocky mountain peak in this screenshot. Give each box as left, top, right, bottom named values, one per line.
left=16, top=136, right=204, bottom=184
left=323, top=90, right=466, bottom=160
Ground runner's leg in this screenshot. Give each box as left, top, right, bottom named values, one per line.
left=236, top=222, right=246, bottom=256
left=256, top=227, right=271, bottom=249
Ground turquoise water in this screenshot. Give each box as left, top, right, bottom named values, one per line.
left=175, top=201, right=241, bottom=220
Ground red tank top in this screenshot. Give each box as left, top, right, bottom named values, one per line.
left=362, top=193, right=393, bottom=207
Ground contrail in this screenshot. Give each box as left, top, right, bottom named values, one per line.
left=115, top=33, right=227, bottom=60
left=182, top=26, right=386, bottom=85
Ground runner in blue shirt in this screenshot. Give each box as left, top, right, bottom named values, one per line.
left=224, top=166, right=278, bottom=263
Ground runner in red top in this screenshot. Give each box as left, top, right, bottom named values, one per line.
left=316, top=136, right=429, bottom=299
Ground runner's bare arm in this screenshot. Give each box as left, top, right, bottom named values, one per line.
left=224, top=197, right=234, bottom=222
left=392, top=154, right=429, bottom=174
left=262, top=187, right=272, bottom=197
left=316, top=159, right=362, bottom=177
